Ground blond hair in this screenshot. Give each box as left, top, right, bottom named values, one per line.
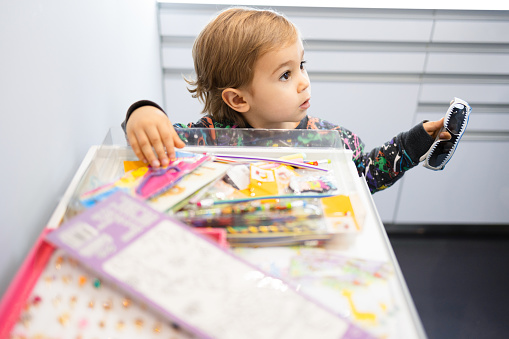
left=186, top=7, right=299, bottom=127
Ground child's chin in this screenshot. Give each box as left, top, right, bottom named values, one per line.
left=298, top=110, right=308, bottom=118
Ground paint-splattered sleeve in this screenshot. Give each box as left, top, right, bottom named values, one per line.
left=306, top=116, right=434, bottom=193
left=341, top=124, right=435, bottom=193
left=173, top=115, right=237, bottom=129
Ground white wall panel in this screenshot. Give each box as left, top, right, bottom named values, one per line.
left=305, top=51, right=426, bottom=73
left=426, top=53, right=509, bottom=75
left=419, top=84, right=509, bottom=104
left=0, top=0, right=163, bottom=297
left=162, top=46, right=193, bottom=69
left=309, top=82, right=419, bottom=149
left=164, top=76, right=204, bottom=125
left=432, top=20, right=509, bottom=43
left=160, top=11, right=213, bottom=36
left=396, top=141, right=509, bottom=224
left=292, top=17, right=433, bottom=42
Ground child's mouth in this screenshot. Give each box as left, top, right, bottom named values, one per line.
left=300, top=99, right=310, bottom=109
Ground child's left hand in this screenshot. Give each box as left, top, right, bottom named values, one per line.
left=423, top=118, right=451, bottom=140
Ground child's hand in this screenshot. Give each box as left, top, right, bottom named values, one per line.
left=125, top=106, right=186, bottom=168
left=423, top=118, right=451, bottom=140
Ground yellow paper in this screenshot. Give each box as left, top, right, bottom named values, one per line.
left=321, top=195, right=360, bottom=231
left=123, top=160, right=147, bottom=173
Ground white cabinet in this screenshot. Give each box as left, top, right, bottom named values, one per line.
left=309, top=82, right=420, bottom=149
left=291, top=15, right=434, bottom=42
left=305, top=50, right=427, bottom=73
left=158, top=3, right=509, bottom=226
left=419, top=84, right=509, bottom=105
left=425, top=53, right=509, bottom=75
left=396, top=140, right=509, bottom=224
left=432, top=19, right=509, bottom=44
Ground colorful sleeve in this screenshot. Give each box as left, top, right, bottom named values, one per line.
left=172, top=116, right=223, bottom=146
left=340, top=124, right=434, bottom=193
left=172, top=115, right=237, bottom=129
left=173, top=116, right=216, bottom=129
left=306, top=117, right=434, bottom=193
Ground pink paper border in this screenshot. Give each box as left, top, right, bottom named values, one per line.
left=0, top=227, right=226, bottom=338
left=0, top=228, right=55, bottom=338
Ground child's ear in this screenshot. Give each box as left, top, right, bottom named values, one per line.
left=222, top=88, right=250, bottom=113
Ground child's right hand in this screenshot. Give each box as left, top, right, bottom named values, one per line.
left=125, top=105, right=186, bottom=168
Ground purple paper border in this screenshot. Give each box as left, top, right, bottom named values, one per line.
left=46, top=192, right=375, bottom=339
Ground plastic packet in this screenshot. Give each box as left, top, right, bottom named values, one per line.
left=79, top=151, right=211, bottom=207
left=175, top=198, right=332, bottom=247
left=193, top=162, right=339, bottom=206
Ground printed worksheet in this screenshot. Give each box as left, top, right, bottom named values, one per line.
left=46, top=192, right=374, bottom=339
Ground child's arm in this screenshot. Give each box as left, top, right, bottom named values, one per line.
left=122, top=101, right=186, bottom=168
left=367, top=118, right=451, bottom=193
left=340, top=119, right=445, bottom=194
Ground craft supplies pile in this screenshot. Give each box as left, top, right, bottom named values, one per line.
left=78, top=151, right=360, bottom=247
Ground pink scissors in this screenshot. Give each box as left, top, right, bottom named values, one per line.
left=136, top=155, right=211, bottom=199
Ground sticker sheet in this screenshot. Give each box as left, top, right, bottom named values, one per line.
left=9, top=249, right=195, bottom=339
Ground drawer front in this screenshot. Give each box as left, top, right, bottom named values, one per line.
left=425, top=53, right=509, bottom=75
left=419, top=84, right=509, bottom=105
left=292, top=16, right=433, bottom=42
left=396, top=140, right=509, bottom=224
left=432, top=20, right=509, bottom=44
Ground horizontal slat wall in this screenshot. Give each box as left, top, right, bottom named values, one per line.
left=398, top=10, right=509, bottom=225
left=291, top=16, right=434, bottom=42
left=426, top=53, right=509, bottom=75
left=158, top=3, right=509, bottom=225
left=432, top=19, right=509, bottom=43
left=304, top=51, right=427, bottom=73
left=419, top=84, right=509, bottom=103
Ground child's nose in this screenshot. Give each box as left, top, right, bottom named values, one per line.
left=297, top=73, right=310, bottom=93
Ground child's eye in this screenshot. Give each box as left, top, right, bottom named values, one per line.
left=300, top=60, right=307, bottom=70
left=280, top=71, right=291, bottom=81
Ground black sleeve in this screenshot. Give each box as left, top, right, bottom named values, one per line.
left=120, top=100, right=166, bottom=133
left=350, top=122, right=434, bottom=193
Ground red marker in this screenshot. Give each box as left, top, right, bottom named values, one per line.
left=305, top=159, right=331, bottom=166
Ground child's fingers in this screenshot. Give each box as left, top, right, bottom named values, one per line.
left=166, top=133, right=186, bottom=161
left=424, top=117, right=446, bottom=138
left=436, top=117, right=444, bottom=125
left=431, top=117, right=445, bottom=131
left=159, top=125, right=178, bottom=164
left=439, top=131, right=451, bottom=140
left=435, top=117, right=451, bottom=140
left=133, top=128, right=160, bottom=168
left=145, top=126, right=168, bottom=168
left=126, top=130, right=147, bottom=164
left=174, top=133, right=186, bottom=148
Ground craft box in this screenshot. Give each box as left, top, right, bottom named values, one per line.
left=0, top=128, right=427, bottom=339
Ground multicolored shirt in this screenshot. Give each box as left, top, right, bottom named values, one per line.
left=122, top=101, right=434, bottom=194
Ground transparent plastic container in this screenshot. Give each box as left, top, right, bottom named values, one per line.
left=59, top=128, right=365, bottom=227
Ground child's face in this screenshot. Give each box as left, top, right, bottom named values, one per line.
left=241, top=40, right=311, bottom=129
